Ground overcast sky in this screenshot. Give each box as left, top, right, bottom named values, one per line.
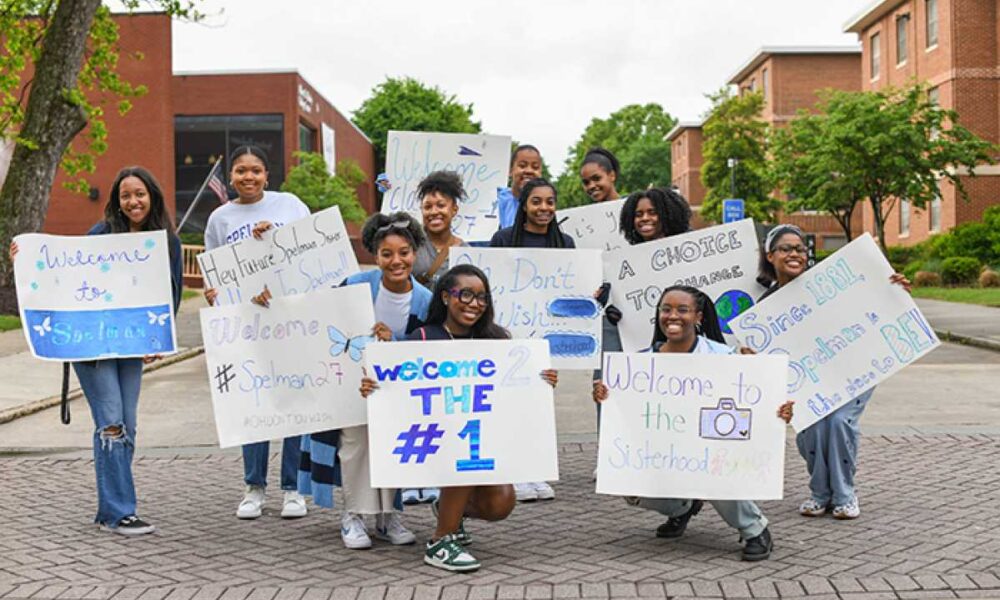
left=171, top=1, right=867, bottom=176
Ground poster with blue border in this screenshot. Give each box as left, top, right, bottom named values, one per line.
left=13, top=231, right=177, bottom=361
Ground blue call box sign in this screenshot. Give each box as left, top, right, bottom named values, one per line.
left=723, top=198, right=745, bottom=223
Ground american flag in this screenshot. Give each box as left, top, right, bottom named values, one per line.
left=206, top=161, right=229, bottom=204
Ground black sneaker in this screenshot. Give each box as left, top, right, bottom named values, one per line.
left=741, top=527, right=772, bottom=561
left=655, top=500, right=703, bottom=538
left=108, top=515, right=156, bottom=536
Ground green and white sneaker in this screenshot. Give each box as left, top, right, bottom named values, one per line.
left=431, top=499, right=472, bottom=545
left=424, top=534, right=480, bottom=572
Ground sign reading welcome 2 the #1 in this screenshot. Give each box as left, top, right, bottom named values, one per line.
left=13, top=231, right=177, bottom=361
left=730, top=234, right=940, bottom=432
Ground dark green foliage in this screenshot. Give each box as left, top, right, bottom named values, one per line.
left=940, top=257, right=981, bottom=285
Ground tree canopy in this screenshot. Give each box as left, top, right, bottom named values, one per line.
left=281, top=152, right=367, bottom=223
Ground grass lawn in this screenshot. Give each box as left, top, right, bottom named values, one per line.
left=182, top=288, right=200, bottom=301
left=912, top=287, right=1000, bottom=308
left=0, top=314, right=21, bottom=332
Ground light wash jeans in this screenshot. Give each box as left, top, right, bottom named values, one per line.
left=635, top=497, right=768, bottom=540
left=796, top=388, right=874, bottom=507
left=594, top=316, right=623, bottom=428
left=73, top=358, right=144, bottom=528
left=243, top=437, right=301, bottom=490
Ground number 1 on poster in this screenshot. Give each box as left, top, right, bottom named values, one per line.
left=456, top=419, right=495, bottom=472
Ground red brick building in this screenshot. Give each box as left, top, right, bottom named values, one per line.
left=846, top=0, right=1000, bottom=246
left=666, top=122, right=708, bottom=228
left=42, top=13, right=375, bottom=237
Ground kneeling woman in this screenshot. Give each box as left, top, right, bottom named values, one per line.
left=360, top=264, right=558, bottom=572
left=594, top=285, right=788, bottom=561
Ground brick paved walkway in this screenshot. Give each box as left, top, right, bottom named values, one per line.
left=2, top=436, right=999, bottom=600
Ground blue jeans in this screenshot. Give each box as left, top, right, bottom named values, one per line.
left=73, top=358, right=144, bottom=527
left=243, top=437, right=301, bottom=490
left=796, top=388, right=874, bottom=507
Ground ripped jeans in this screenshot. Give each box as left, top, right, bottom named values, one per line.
left=72, top=358, right=144, bottom=527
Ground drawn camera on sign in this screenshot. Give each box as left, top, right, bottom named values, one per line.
left=699, top=398, right=751, bottom=441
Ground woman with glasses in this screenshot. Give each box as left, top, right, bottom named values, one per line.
left=359, top=264, right=558, bottom=572
left=757, top=225, right=910, bottom=520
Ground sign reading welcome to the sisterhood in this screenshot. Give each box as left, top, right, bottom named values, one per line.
left=731, top=234, right=940, bottom=432
left=367, top=340, right=558, bottom=487
left=559, top=199, right=626, bottom=251
left=201, top=284, right=376, bottom=447
left=197, top=205, right=359, bottom=306
left=602, top=219, right=765, bottom=352
left=381, top=131, right=511, bottom=241
left=451, top=248, right=603, bottom=369
left=13, top=231, right=177, bottom=361
left=597, top=353, right=788, bottom=500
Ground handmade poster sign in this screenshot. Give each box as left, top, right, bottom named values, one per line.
left=451, top=247, right=603, bottom=369
left=381, top=131, right=511, bottom=241
left=559, top=199, right=626, bottom=251
left=366, top=340, right=558, bottom=488
left=201, top=284, right=376, bottom=447
left=197, top=205, right=359, bottom=306
left=13, top=231, right=177, bottom=361
left=731, top=233, right=940, bottom=432
left=602, top=219, right=765, bottom=352
left=596, top=353, right=788, bottom=500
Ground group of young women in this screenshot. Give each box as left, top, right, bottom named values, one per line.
left=32, top=141, right=909, bottom=574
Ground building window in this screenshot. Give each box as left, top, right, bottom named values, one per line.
left=762, top=68, right=769, bottom=103
left=930, top=194, right=942, bottom=232
left=928, top=86, right=940, bottom=138
left=899, top=198, right=911, bottom=236
left=749, top=78, right=756, bottom=92
left=823, top=235, right=848, bottom=251
left=299, top=122, right=316, bottom=153
left=896, top=14, right=909, bottom=65
left=870, top=32, right=881, bottom=79
left=925, top=0, right=938, bottom=48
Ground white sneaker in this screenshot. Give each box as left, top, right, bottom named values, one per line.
left=236, top=485, right=265, bottom=519
left=514, top=482, right=538, bottom=502
left=832, top=498, right=861, bottom=520
left=375, top=512, right=416, bottom=545
left=532, top=481, right=555, bottom=500
left=281, top=491, right=307, bottom=518
left=341, top=513, right=372, bottom=549
left=799, top=498, right=827, bottom=517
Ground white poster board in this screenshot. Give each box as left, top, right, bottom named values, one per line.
left=602, top=219, right=765, bottom=352
left=366, top=340, right=558, bottom=488
left=597, top=353, right=788, bottom=500
left=322, top=123, right=336, bottom=176
left=731, top=234, right=940, bottom=432
left=201, top=284, right=376, bottom=447
left=560, top=199, right=626, bottom=251
left=197, top=205, right=359, bottom=306
left=451, top=247, right=603, bottom=369
left=382, top=131, right=511, bottom=241
left=13, top=231, right=177, bottom=361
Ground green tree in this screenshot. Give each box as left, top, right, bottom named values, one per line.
left=0, top=1, right=201, bottom=289
left=556, top=103, right=676, bottom=208
left=700, top=88, right=780, bottom=223
left=352, top=77, right=481, bottom=173
left=281, top=152, right=367, bottom=223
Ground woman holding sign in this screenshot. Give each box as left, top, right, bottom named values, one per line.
left=757, top=225, right=910, bottom=520
left=496, top=144, right=544, bottom=228
left=9, top=167, right=182, bottom=535
left=579, top=147, right=622, bottom=203
left=359, top=264, right=558, bottom=572
left=297, top=212, right=431, bottom=550
left=202, top=145, right=312, bottom=522
left=593, top=285, right=788, bottom=561
left=413, top=170, right=469, bottom=289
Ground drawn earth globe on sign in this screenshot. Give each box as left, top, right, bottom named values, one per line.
left=715, top=289, right=754, bottom=334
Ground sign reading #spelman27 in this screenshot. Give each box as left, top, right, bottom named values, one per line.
left=13, top=231, right=177, bottom=361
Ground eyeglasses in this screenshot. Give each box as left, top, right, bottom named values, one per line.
left=449, top=288, right=491, bottom=306
left=775, top=244, right=808, bottom=256
left=657, top=304, right=694, bottom=316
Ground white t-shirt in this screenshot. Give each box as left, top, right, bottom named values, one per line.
left=204, top=191, right=310, bottom=250
left=375, top=281, right=413, bottom=339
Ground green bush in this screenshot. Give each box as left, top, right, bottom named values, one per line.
left=814, top=249, right=836, bottom=263
left=179, top=232, right=204, bottom=246
left=902, top=260, right=923, bottom=282
left=940, top=257, right=981, bottom=285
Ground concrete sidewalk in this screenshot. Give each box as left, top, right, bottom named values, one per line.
left=915, top=298, right=1000, bottom=351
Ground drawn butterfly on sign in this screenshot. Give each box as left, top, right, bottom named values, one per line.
left=328, top=326, right=376, bottom=362
left=33, top=316, right=52, bottom=337
left=147, top=311, right=170, bottom=326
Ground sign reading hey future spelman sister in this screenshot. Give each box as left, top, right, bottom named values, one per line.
left=597, top=353, right=788, bottom=500
left=452, top=248, right=603, bottom=369
left=13, top=231, right=177, bottom=361
left=201, top=284, right=376, bottom=447
left=197, top=205, right=359, bottom=306
left=366, top=340, right=558, bottom=488
left=381, top=131, right=511, bottom=241
left=602, top=219, right=765, bottom=352
left=730, top=234, right=940, bottom=432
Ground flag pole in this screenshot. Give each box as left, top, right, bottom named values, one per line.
left=177, top=156, right=223, bottom=232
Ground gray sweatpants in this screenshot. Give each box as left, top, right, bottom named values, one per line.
left=634, top=497, right=768, bottom=540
